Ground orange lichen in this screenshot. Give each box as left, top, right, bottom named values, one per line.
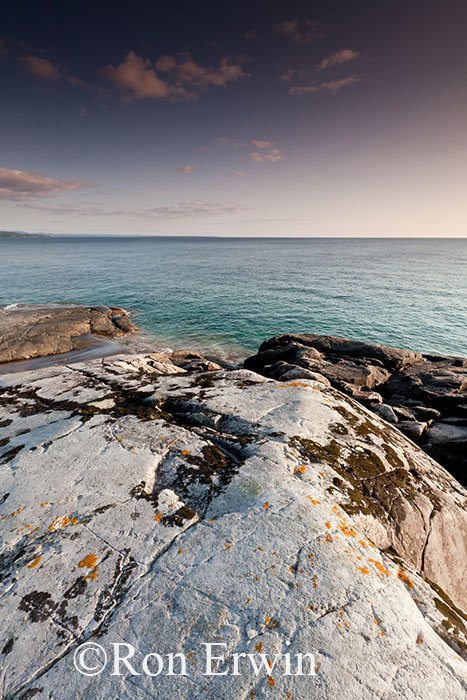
left=41, top=502, right=48, bottom=508
left=27, top=555, right=42, bottom=569
left=181, top=450, right=190, bottom=455
left=325, top=522, right=332, bottom=529
left=78, top=554, right=98, bottom=569
left=49, top=515, right=79, bottom=531
left=369, top=559, right=391, bottom=576
left=307, top=497, right=321, bottom=504
left=224, top=544, right=231, bottom=550
left=324, top=535, right=333, bottom=543
left=267, top=676, right=275, bottom=687
left=265, top=617, right=279, bottom=629
left=338, top=522, right=357, bottom=537
left=85, top=567, right=99, bottom=582
left=294, top=465, right=306, bottom=475
left=416, top=635, right=424, bottom=644
left=356, top=566, right=369, bottom=575
left=154, top=512, right=163, bottom=522
left=359, top=540, right=368, bottom=548
left=278, top=381, right=309, bottom=389
left=373, top=617, right=386, bottom=637
left=263, top=501, right=270, bottom=511
left=255, top=641, right=263, bottom=652
left=178, top=549, right=183, bottom=554
left=397, top=567, right=414, bottom=588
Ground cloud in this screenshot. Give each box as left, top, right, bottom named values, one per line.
left=19, top=54, right=87, bottom=87
left=102, top=51, right=248, bottom=101
left=233, top=171, right=246, bottom=177
left=20, top=199, right=244, bottom=219
left=175, top=56, right=247, bottom=88
left=0, top=167, right=96, bottom=201
left=275, top=19, right=321, bottom=44
left=214, top=136, right=229, bottom=145
left=244, top=30, right=257, bottom=40
left=102, top=51, right=172, bottom=99
left=281, top=69, right=296, bottom=82
left=249, top=148, right=283, bottom=163
left=251, top=139, right=274, bottom=149
left=290, top=75, right=360, bottom=96
left=318, top=49, right=359, bottom=71
left=177, top=164, right=194, bottom=174
left=155, top=55, right=177, bottom=71
left=20, top=55, right=60, bottom=81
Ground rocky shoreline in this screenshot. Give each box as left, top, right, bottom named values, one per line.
left=0, top=305, right=136, bottom=365
left=244, top=334, right=467, bottom=487
left=0, top=307, right=466, bottom=698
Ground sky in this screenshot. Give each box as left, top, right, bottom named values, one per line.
left=0, top=0, right=466, bottom=237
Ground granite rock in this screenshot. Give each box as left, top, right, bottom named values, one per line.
left=0, top=305, right=136, bottom=364
left=244, top=334, right=467, bottom=485
left=1, top=354, right=466, bottom=698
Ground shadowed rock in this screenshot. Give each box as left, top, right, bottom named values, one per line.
left=245, top=334, right=467, bottom=485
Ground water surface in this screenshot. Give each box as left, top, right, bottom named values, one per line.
left=1, top=237, right=466, bottom=358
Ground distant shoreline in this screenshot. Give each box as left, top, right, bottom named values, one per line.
left=0, top=230, right=50, bottom=238
left=2, top=231, right=466, bottom=240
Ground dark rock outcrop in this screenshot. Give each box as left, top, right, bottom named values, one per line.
left=244, top=333, right=467, bottom=485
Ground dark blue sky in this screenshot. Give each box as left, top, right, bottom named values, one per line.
left=1, top=0, right=466, bottom=235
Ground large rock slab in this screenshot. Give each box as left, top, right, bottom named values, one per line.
left=244, top=334, right=467, bottom=485
left=0, top=305, right=136, bottom=364
left=1, top=355, right=466, bottom=698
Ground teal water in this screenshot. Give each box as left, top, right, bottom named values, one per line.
left=1, top=236, right=466, bottom=358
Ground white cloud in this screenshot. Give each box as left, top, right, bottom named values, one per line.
left=0, top=167, right=96, bottom=201
left=249, top=148, right=284, bottom=163
left=20, top=199, right=245, bottom=219
left=233, top=171, right=246, bottom=177
left=177, top=164, right=194, bottom=174
left=290, top=75, right=360, bottom=96
left=251, top=139, right=275, bottom=149
left=102, top=51, right=248, bottom=101
left=318, top=49, right=360, bottom=71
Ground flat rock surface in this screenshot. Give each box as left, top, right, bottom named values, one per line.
left=1, top=353, right=466, bottom=699
left=0, top=305, right=136, bottom=364
left=244, top=334, right=467, bottom=485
